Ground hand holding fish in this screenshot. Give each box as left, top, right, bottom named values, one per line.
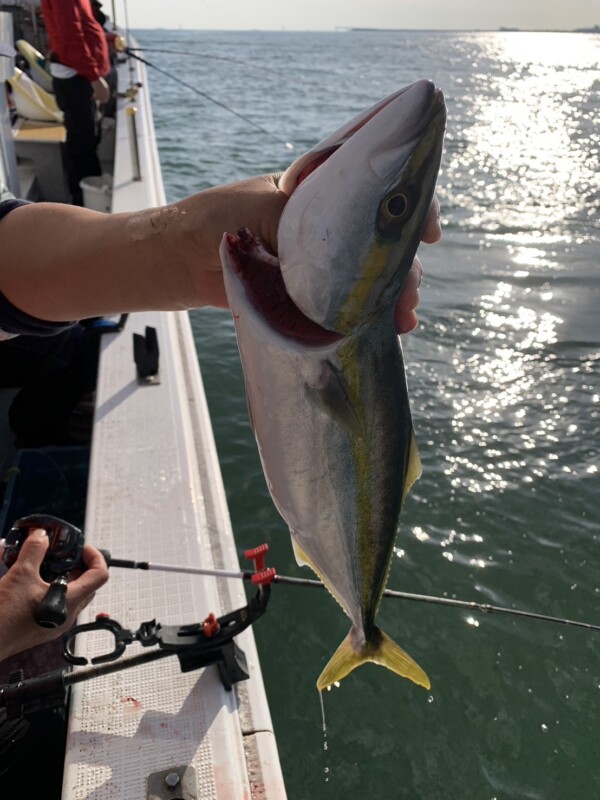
left=178, top=173, right=441, bottom=331
left=0, top=171, right=438, bottom=327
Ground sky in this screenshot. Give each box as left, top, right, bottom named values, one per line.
left=122, top=0, right=598, bottom=32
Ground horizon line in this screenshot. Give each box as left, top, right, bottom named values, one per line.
left=130, top=25, right=599, bottom=33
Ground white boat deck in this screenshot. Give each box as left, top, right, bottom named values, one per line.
left=62, top=49, right=286, bottom=800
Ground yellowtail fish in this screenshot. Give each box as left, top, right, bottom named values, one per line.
left=221, top=80, right=446, bottom=691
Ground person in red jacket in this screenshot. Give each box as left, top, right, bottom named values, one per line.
left=40, top=0, right=111, bottom=205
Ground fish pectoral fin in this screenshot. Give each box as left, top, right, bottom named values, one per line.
left=306, top=360, right=361, bottom=437
left=291, top=534, right=311, bottom=568
left=316, top=626, right=430, bottom=692
left=290, top=533, right=350, bottom=615
left=402, top=431, right=422, bottom=504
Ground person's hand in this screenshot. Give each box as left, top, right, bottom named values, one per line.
left=0, top=530, right=109, bottom=662
left=91, top=76, right=110, bottom=104
left=176, top=175, right=441, bottom=330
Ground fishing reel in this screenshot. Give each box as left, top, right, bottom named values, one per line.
left=2, top=514, right=86, bottom=629
left=2, top=514, right=85, bottom=581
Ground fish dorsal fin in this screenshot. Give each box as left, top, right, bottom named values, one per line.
left=306, top=360, right=361, bottom=437
left=402, top=431, right=422, bottom=504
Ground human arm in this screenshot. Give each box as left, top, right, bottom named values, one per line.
left=0, top=175, right=287, bottom=323
left=0, top=175, right=440, bottom=328
left=0, top=530, right=109, bottom=662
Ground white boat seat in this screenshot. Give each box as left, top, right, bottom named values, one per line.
left=7, top=67, right=63, bottom=124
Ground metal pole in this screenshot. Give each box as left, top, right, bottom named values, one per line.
left=126, top=105, right=141, bottom=181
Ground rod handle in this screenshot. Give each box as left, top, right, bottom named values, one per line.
left=34, top=577, right=68, bottom=628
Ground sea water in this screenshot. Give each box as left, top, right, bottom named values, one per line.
left=138, top=29, right=600, bottom=800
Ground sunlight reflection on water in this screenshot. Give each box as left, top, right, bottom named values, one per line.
left=433, top=33, right=599, bottom=497
left=441, top=32, right=599, bottom=243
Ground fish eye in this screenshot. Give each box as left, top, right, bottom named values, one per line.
left=378, top=190, right=414, bottom=234
left=386, top=193, right=408, bottom=218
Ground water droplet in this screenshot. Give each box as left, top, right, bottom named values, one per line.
left=540, top=723, right=549, bottom=733
left=427, top=695, right=434, bottom=703
left=319, top=692, right=330, bottom=779
left=319, top=692, right=327, bottom=731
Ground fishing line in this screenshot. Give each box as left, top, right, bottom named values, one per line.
left=125, top=48, right=294, bottom=151
left=106, top=557, right=600, bottom=634
left=126, top=47, right=282, bottom=78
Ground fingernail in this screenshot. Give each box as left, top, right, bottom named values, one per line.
left=30, top=528, right=48, bottom=542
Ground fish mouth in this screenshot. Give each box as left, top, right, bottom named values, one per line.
left=224, top=228, right=344, bottom=347
left=281, top=80, right=446, bottom=194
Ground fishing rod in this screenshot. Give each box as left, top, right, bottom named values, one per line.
left=3, top=515, right=598, bottom=635
left=124, top=48, right=294, bottom=152
left=105, top=557, right=600, bottom=634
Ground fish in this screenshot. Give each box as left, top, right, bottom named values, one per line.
left=220, top=80, right=446, bottom=691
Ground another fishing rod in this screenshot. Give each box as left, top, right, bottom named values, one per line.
left=104, top=555, right=600, bottom=634
left=124, top=48, right=294, bottom=151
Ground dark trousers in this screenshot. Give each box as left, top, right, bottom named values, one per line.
left=0, top=325, right=100, bottom=446
left=53, top=75, right=101, bottom=206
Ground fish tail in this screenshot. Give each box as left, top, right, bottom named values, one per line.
left=316, top=626, right=430, bottom=692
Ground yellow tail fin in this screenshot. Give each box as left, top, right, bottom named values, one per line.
left=317, top=626, right=430, bottom=691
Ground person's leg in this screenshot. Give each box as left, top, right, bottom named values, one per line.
left=53, top=76, right=101, bottom=206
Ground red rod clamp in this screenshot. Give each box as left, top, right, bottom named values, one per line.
left=245, top=543, right=269, bottom=572
left=202, top=612, right=220, bottom=638
left=251, top=567, right=276, bottom=586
